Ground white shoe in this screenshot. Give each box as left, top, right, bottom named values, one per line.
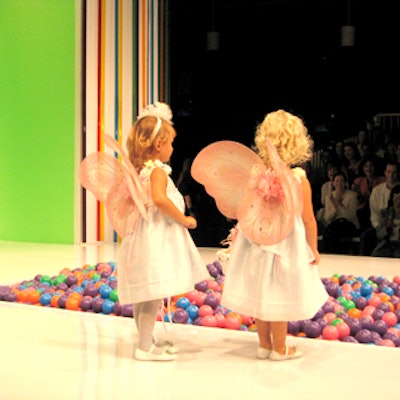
left=157, top=340, right=179, bottom=354
left=269, top=346, right=303, bottom=361
left=135, top=345, right=177, bottom=361
left=256, top=347, right=272, bottom=359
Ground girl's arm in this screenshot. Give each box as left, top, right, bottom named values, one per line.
left=301, top=176, right=320, bottom=265
left=150, top=167, right=196, bottom=229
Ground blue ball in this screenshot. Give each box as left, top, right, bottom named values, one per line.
left=39, top=293, right=52, bottom=306
left=186, top=304, right=199, bottom=320
left=99, top=284, right=112, bottom=299
left=102, top=299, right=114, bottom=314
left=360, top=283, right=373, bottom=297
left=176, top=296, right=190, bottom=309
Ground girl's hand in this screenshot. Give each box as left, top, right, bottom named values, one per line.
left=310, top=250, right=320, bottom=265
left=184, top=215, right=197, bottom=229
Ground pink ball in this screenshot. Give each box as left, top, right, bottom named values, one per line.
left=198, top=304, right=214, bottom=317
left=214, top=313, right=226, bottom=328
left=361, top=305, right=376, bottom=316
left=335, top=322, right=351, bottom=339
left=393, top=275, right=400, bottom=286
left=323, top=312, right=337, bottom=323
left=193, top=291, right=207, bottom=306
left=224, top=316, right=241, bottom=330
left=368, top=295, right=382, bottom=307
left=201, top=315, right=218, bottom=327
left=207, top=279, right=221, bottom=292
left=376, top=339, right=396, bottom=347
left=322, top=325, right=339, bottom=340
left=186, top=289, right=199, bottom=303
left=381, top=311, right=398, bottom=327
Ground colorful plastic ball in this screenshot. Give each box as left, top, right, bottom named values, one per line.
left=203, top=293, right=220, bottom=309
left=224, top=316, right=241, bottom=330
left=186, top=304, right=199, bottom=320
left=335, top=322, right=351, bottom=338
left=66, top=274, right=78, bottom=287
left=322, top=325, right=339, bottom=340
left=340, top=335, right=358, bottom=343
left=354, top=329, right=372, bottom=343
left=304, top=321, right=322, bottom=338
left=83, top=283, right=98, bottom=297
left=355, top=296, right=368, bottom=310
left=185, top=289, right=199, bottom=303
left=39, top=293, right=52, bottom=306
left=176, top=296, right=191, bottom=309
left=66, top=296, right=81, bottom=311
left=193, top=291, right=207, bottom=306
left=80, top=296, right=93, bottom=311
left=109, top=289, right=118, bottom=302
left=98, top=284, right=112, bottom=299
left=121, top=303, right=133, bottom=317
left=195, top=280, right=209, bottom=292
left=101, top=299, right=115, bottom=314
left=372, top=320, right=389, bottom=335
left=57, top=294, right=69, bottom=308
left=201, top=315, right=218, bottom=327
left=91, top=297, right=105, bottom=313
left=214, top=313, right=226, bottom=328
left=360, top=284, right=373, bottom=297
left=372, top=309, right=385, bottom=320
left=173, top=308, right=189, bottom=324
left=206, top=264, right=220, bottom=278
left=376, top=339, right=396, bottom=347
left=360, top=316, right=374, bottom=330
left=383, top=332, right=400, bottom=347
left=198, top=304, right=214, bottom=317
left=40, top=275, right=52, bottom=285
left=381, top=311, right=398, bottom=327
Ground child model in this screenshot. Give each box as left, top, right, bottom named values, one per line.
left=192, top=109, right=328, bottom=361
left=80, top=102, right=209, bottom=361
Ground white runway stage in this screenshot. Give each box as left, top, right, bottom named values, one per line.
left=0, top=241, right=399, bottom=400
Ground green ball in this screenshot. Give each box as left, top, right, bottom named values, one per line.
left=109, top=289, right=119, bottom=302
left=331, top=318, right=344, bottom=326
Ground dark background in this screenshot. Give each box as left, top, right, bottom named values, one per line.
left=168, top=0, right=399, bottom=169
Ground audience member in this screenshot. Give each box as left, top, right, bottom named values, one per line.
left=318, top=172, right=360, bottom=254
left=351, top=156, right=385, bottom=231
left=342, top=142, right=361, bottom=184
left=359, top=161, right=400, bottom=255
left=371, top=185, right=400, bottom=258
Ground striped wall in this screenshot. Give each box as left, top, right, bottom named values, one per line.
left=81, top=0, right=170, bottom=243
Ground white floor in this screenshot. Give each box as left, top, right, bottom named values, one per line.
left=0, top=241, right=399, bottom=400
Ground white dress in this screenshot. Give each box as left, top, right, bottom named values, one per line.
left=221, top=186, right=329, bottom=322
left=117, top=160, right=209, bottom=305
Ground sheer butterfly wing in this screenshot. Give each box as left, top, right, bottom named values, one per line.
left=192, top=139, right=303, bottom=246
left=237, top=138, right=303, bottom=245
left=79, top=152, right=123, bottom=203
left=191, top=140, right=264, bottom=220
left=79, top=134, right=148, bottom=236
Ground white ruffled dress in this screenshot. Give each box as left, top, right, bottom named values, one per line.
left=117, top=160, right=209, bottom=305
left=221, top=175, right=329, bottom=321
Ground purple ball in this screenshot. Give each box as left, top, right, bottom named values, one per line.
left=383, top=332, right=400, bottom=347
left=80, top=296, right=93, bottom=311
left=316, top=318, right=329, bottom=329
left=377, top=302, right=391, bottom=312
left=372, top=309, right=385, bottom=320
left=66, top=274, right=78, bottom=287
left=341, top=335, right=358, bottom=343
left=348, top=318, right=362, bottom=335
left=304, top=321, right=322, bottom=338
left=311, top=307, right=325, bottom=320
left=83, top=283, right=98, bottom=297
left=360, top=316, right=374, bottom=330
left=121, top=303, right=133, bottom=317
left=322, top=301, right=335, bottom=313
left=3, top=290, right=17, bottom=302
left=193, top=317, right=203, bottom=326
left=113, top=301, right=122, bottom=316
left=57, top=294, right=68, bottom=308
left=355, top=329, right=372, bottom=343
left=91, top=297, right=105, bottom=313
left=173, top=309, right=189, bottom=324
left=325, top=283, right=339, bottom=297
left=195, top=280, right=209, bottom=292
left=203, top=293, right=220, bottom=309
left=355, top=296, right=368, bottom=310
left=206, top=264, right=220, bottom=278
left=372, top=320, right=388, bottom=335
left=212, top=260, right=223, bottom=275
left=370, top=331, right=382, bottom=343
left=287, top=320, right=300, bottom=335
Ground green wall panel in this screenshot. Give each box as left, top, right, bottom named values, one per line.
left=0, top=0, right=77, bottom=243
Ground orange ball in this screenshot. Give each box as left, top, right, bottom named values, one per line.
left=66, top=297, right=81, bottom=311
left=51, top=295, right=60, bottom=308
left=347, top=308, right=362, bottom=319
left=26, top=290, right=40, bottom=304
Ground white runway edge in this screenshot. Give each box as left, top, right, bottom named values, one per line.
left=0, top=241, right=399, bottom=400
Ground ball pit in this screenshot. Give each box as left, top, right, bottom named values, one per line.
left=1, top=260, right=400, bottom=348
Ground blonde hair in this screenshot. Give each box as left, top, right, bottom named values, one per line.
left=126, top=116, right=176, bottom=172
left=254, top=109, right=313, bottom=167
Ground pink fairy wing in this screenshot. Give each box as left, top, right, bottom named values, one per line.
left=79, top=152, right=123, bottom=203
left=191, top=141, right=264, bottom=219
left=238, top=138, right=303, bottom=245
left=103, top=135, right=148, bottom=220
left=105, top=183, right=140, bottom=237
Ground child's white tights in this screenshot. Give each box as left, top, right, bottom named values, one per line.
left=133, top=299, right=162, bottom=353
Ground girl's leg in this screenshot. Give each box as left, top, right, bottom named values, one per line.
left=136, top=299, right=162, bottom=352
left=255, top=319, right=272, bottom=350
left=269, top=321, right=303, bottom=360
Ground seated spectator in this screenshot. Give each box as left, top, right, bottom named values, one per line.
left=351, top=156, right=385, bottom=231
left=318, top=172, right=360, bottom=254
left=316, top=163, right=339, bottom=223
left=371, top=185, right=400, bottom=258
left=359, top=161, right=400, bottom=255
left=342, top=142, right=361, bottom=184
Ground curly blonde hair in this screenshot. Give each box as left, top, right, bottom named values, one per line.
left=254, top=109, right=313, bottom=167
left=126, top=116, right=176, bottom=172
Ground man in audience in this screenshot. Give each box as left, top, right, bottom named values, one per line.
left=359, top=161, right=400, bottom=255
